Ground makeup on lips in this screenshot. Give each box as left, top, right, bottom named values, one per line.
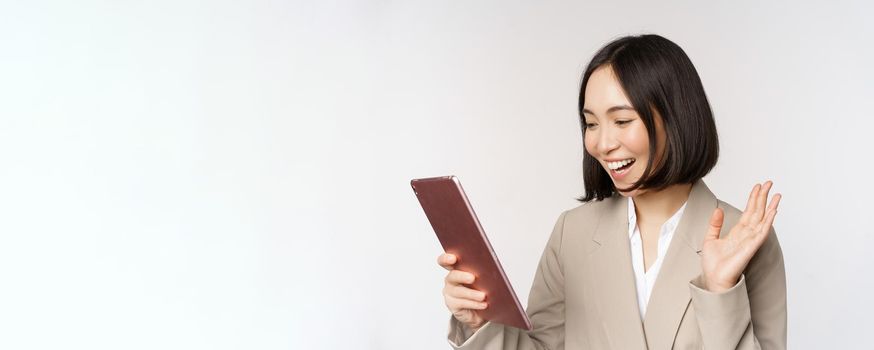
left=606, top=158, right=636, bottom=179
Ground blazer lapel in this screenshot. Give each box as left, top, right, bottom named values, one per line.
left=589, top=192, right=648, bottom=349
left=642, top=179, right=718, bottom=350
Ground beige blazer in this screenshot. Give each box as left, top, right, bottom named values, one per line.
left=448, top=179, right=786, bottom=349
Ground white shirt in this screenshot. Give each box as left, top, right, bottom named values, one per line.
left=627, top=196, right=688, bottom=319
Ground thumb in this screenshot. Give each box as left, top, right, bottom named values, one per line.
left=705, top=208, right=724, bottom=241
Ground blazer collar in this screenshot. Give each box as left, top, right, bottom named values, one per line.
left=589, top=179, right=718, bottom=349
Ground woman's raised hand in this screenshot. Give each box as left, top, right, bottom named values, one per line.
left=700, top=181, right=782, bottom=293
left=438, top=253, right=489, bottom=331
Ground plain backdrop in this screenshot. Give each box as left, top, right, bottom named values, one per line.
left=1, top=0, right=872, bottom=349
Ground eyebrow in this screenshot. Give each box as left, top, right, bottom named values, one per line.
left=582, top=105, right=635, bottom=116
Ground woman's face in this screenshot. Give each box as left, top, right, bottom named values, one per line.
left=582, top=65, right=667, bottom=197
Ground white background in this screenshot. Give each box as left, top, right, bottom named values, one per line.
left=1, top=1, right=872, bottom=349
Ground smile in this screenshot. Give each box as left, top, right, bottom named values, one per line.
left=607, top=158, right=635, bottom=179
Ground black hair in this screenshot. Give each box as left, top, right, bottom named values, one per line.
left=576, top=34, right=719, bottom=202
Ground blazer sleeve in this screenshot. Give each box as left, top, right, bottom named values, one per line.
left=688, top=226, right=787, bottom=350
left=447, top=211, right=569, bottom=350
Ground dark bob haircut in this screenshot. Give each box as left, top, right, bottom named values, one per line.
left=577, top=34, right=719, bottom=202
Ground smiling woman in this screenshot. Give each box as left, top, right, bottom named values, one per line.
left=439, top=34, right=786, bottom=350
left=578, top=35, right=720, bottom=202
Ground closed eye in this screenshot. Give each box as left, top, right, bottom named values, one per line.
left=585, top=120, right=631, bottom=129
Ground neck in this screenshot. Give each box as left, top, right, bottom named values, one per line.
left=630, top=183, right=693, bottom=224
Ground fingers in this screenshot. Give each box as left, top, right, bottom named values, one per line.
left=753, top=181, right=773, bottom=223
left=446, top=295, right=489, bottom=312
left=748, top=181, right=779, bottom=228
left=705, top=208, right=724, bottom=242
left=757, top=207, right=778, bottom=236
left=445, top=283, right=487, bottom=302
left=439, top=253, right=489, bottom=327
left=445, top=269, right=476, bottom=285
left=443, top=271, right=488, bottom=314
left=754, top=193, right=781, bottom=235
left=740, top=183, right=761, bottom=225
left=438, top=253, right=457, bottom=270
left=741, top=181, right=777, bottom=226
left=744, top=190, right=781, bottom=251
left=767, top=193, right=782, bottom=213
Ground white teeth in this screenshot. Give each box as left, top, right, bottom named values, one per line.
left=607, top=158, right=635, bottom=170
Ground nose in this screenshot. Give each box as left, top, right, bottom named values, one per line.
left=595, top=127, right=619, bottom=156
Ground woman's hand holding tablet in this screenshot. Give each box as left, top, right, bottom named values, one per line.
left=438, top=253, right=489, bottom=331
left=412, top=175, right=532, bottom=332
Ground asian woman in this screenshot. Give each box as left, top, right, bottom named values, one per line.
left=437, top=34, right=786, bottom=349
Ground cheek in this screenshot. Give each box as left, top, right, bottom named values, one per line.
left=624, top=126, right=650, bottom=154
left=583, top=132, right=597, bottom=156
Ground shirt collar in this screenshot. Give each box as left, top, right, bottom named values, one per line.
left=627, top=196, right=689, bottom=238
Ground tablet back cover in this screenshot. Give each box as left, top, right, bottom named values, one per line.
left=411, top=175, right=531, bottom=330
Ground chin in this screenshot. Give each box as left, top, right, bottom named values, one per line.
left=614, top=182, right=645, bottom=198
left=616, top=189, right=637, bottom=197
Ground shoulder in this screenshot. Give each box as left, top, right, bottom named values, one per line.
left=564, top=196, right=615, bottom=221
left=556, top=196, right=619, bottom=240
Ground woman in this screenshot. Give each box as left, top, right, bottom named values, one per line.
left=438, top=34, right=786, bottom=349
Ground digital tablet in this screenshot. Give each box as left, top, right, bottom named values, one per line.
left=411, top=175, right=532, bottom=331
